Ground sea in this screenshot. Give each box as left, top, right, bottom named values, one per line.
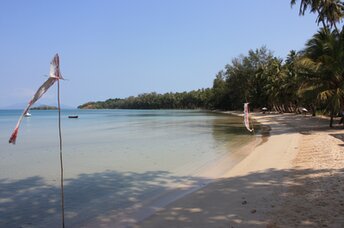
left=0, top=109, right=256, bottom=227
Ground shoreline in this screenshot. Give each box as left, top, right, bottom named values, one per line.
left=139, top=112, right=344, bottom=227
left=83, top=113, right=263, bottom=227
left=1, top=110, right=262, bottom=228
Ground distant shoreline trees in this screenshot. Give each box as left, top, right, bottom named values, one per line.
left=78, top=89, right=213, bottom=110
left=78, top=40, right=343, bottom=116
left=31, top=105, right=58, bottom=110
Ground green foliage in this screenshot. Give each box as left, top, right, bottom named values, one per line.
left=78, top=89, right=213, bottom=110
left=210, top=46, right=300, bottom=112
left=79, top=33, right=343, bottom=121
left=291, top=0, right=344, bottom=32
left=297, top=27, right=344, bottom=125
left=79, top=46, right=303, bottom=112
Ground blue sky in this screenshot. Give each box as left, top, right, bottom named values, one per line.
left=0, top=0, right=319, bottom=108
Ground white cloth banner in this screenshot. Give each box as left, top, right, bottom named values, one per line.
left=9, top=54, right=62, bottom=144
left=244, top=103, right=254, bottom=132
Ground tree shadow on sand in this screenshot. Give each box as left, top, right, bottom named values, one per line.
left=254, top=114, right=344, bottom=136
left=211, top=113, right=344, bottom=140
left=139, top=168, right=344, bottom=228
left=1, top=168, right=343, bottom=227
left=0, top=170, right=212, bottom=228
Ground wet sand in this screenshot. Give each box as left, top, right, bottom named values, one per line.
left=138, top=113, right=344, bottom=227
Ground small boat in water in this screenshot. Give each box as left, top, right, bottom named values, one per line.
left=24, top=112, right=31, bottom=117
left=68, top=115, right=78, bottom=119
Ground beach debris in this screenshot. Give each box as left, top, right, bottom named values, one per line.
left=250, top=209, right=257, bottom=213
left=242, top=200, right=247, bottom=205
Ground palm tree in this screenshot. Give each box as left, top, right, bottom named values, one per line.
left=291, top=0, right=322, bottom=23
left=291, top=0, right=344, bottom=33
left=281, top=51, right=304, bottom=113
left=317, top=0, right=344, bottom=33
left=298, top=27, right=344, bottom=126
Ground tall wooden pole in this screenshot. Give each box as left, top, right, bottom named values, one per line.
left=57, top=79, right=65, bottom=228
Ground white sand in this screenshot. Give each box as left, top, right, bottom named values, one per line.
left=138, top=113, right=344, bottom=227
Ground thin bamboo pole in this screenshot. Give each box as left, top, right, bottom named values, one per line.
left=57, top=79, right=65, bottom=228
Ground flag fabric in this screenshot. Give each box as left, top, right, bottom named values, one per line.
left=244, top=103, right=254, bottom=132
left=9, top=54, right=63, bottom=144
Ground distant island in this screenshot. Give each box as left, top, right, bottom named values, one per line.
left=31, top=105, right=58, bottom=110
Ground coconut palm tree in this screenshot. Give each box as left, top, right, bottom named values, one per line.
left=298, top=27, right=344, bottom=126
left=291, top=0, right=344, bottom=33
left=291, top=0, right=322, bottom=19
left=281, top=51, right=304, bottom=112
left=317, top=0, right=344, bottom=33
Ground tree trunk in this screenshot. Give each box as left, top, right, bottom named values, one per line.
left=278, top=105, right=283, bottom=113
left=330, top=107, right=334, bottom=127
left=311, top=105, right=316, bottom=116
left=334, top=23, right=340, bottom=35
left=316, top=9, right=327, bottom=29
left=273, top=104, right=277, bottom=112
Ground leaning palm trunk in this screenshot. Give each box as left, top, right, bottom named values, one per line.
left=311, top=105, right=316, bottom=116
left=330, top=107, right=335, bottom=127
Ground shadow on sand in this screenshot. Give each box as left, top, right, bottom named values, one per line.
left=213, top=113, right=344, bottom=139
left=256, top=113, right=344, bottom=135
left=139, top=168, right=344, bottom=228
left=0, top=170, right=212, bottom=228
left=2, top=114, right=344, bottom=227
left=1, top=167, right=343, bottom=227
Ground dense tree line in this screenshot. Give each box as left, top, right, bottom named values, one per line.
left=31, top=105, right=57, bottom=110
left=78, top=89, right=213, bottom=109
left=77, top=46, right=303, bottom=111
left=79, top=0, right=344, bottom=127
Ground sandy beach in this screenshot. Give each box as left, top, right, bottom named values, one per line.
left=138, top=113, right=344, bottom=227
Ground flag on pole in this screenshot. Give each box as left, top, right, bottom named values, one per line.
left=244, top=103, right=254, bottom=132
left=9, top=54, right=63, bottom=144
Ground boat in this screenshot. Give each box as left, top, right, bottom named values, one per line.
left=24, top=112, right=31, bottom=117
left=68, top=115, right=78, bottom=119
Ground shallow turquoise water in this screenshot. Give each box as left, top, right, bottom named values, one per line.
left=0, top=109, right=254, bottom=227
